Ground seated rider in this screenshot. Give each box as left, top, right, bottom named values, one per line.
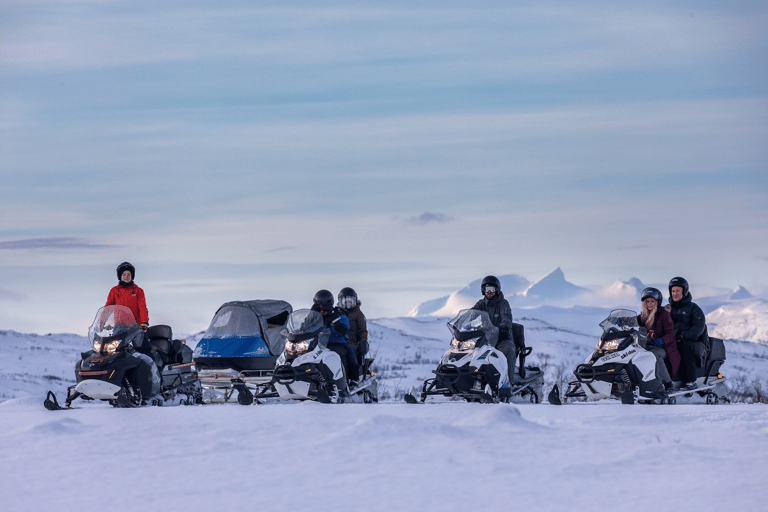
left=311, top=289, right=359, bottom=384
left=637, top=287, right=680, bottom=391
left=337, top=287, right=369, bottom=374
left=471, top=275, right=524, bottom=383
left=667, top=277, right=709, bottom=389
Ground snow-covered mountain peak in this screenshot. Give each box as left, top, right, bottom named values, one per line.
left=728, top=285, right=753, bottom=300
left=523, top=267, right=588, bottom=300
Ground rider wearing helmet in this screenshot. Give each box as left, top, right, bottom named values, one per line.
left=105, top=262, right=150, bottom=353
left=337, top=287, right=369, bottom=367
left=311, top=289, right=359, bottom=383
left=471, top=275, right=522, bottom=383
left=106, top=262, right=149, bottom=329
left=667, top=277, right=709, bottom=389
left=638, top=287, right=680, bottom=390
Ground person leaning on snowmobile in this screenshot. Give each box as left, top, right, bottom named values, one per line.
left=471, top=275, right=524, bottom=383
left=667, top=277, right=709, bottom=389
left=337, top=287, right=369, bottom=365
left=311, top=289, right=359, bottom=383
left=105, top=262, right=151, bottom=353
left=637, top=287, right=680, bottom=390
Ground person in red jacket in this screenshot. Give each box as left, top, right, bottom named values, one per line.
left=106, top=262, right=149, bottom=331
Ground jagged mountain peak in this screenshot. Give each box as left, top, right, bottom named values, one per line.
left=729, top=285, right=753, bottom=300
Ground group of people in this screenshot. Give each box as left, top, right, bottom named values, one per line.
left=106, top=261, right=711, bottom=392
left=105, top=262, right=369, bottom=386
left=465, top=274, right=711, bottom=393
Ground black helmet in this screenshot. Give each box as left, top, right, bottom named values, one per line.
left=481, top=275, right=501, bottom=295
left=312, top=289, right=335, bottom=312
left=116, top=262, right=135, bottom=281
left=338, top=287, right=358, bottom=309
left=641, top=287, right=663, bottom=305
left=668, top=277, right=689, bottom=297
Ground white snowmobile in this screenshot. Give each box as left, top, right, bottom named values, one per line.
left=243, top=309, right=377, bottom=404
left=404, top=309, right=544, bottom=404
left=44, top=305, right=202, bottom=410
left=548, top=309, right=728, bottom=405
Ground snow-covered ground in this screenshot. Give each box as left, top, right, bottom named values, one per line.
left=2, top=397, right=767, bottom=512
left=3, top=304, right=768, bottom=511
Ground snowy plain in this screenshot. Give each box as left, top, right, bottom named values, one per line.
left=2, top=397, right=767, bottom=512
left=3, top=307, right=768, bottom=511
left=3, top=271, right=768, bottom=512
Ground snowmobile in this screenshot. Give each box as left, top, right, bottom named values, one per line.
left=547, top=309, right=728, bottom=405
left=404, top=309, right=544, bottom=404
left=239, top=309, right=378, bottom=404
left=44, top=305, right=202, bottom=410
left=192, top=300, right=292, bottom=403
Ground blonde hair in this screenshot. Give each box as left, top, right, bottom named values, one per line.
left=640, top=300, right=657, bottom=332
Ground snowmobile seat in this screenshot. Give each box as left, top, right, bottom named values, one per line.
left=705, top=337, right=726, bottom=378
left=146, top=325, right=174, bottom=366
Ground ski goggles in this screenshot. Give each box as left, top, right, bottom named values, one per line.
left=339, top=296, right=357, bottom=309
left=483, top=285, right=497, bottom=294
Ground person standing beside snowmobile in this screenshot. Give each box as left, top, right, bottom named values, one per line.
left=311, top=289, right=359, bottom=383
left=667, top=277, right=709, bottom=389
left=337, top=287, right=369, bottom=370
left=106, top=262, right=149, bottom=330
left=471, top=275, right=523, bottom=383
left=637, top=287, right=680, bottom=390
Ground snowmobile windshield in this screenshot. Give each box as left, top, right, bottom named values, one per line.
left=204, top=305, right=262, bottom=339
left=447, top=309, right=497, bottom=345
left=88, top=305, right=141, bottom=354
left=285, top=309, right=324, bottom=342
left=597, top=309, right=640, bottom=352
left=89, top=305, right=139, bottom=342
left=599, top=309, right=639, bottom=334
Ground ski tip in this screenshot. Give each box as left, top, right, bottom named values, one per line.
left=403, top=393, right=420, bottom=404
left=547, top=384, right=562, bottom=406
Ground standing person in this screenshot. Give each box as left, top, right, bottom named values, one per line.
left=637, top=287, right=680, bottom=390
left=667, top=276, right=709, bottom=389
left=471, top=275, right=523, bottom=383
left=311, top=289, right=359, bottom=384
left=106, top=262, right=149, bottom=331
left=337, top=287, right=369, bottom=372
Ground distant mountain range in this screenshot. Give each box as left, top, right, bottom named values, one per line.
left=407, top=268, right=768, bottom=344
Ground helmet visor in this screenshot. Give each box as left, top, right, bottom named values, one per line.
left=339, top=296, right=357, bottom=309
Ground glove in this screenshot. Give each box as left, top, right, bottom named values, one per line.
left=653, top=338, right=664, bottom=347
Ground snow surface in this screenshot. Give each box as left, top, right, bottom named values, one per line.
left=2, top=398, right=767, bottom=512
left=3, top=306, right=768, bottom=511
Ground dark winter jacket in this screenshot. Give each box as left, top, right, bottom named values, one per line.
left=472, top=291, right=517, bottom=348
left=668, top=293, right=709, bottom=346
left=340, top=306, right=368, bottom=357
left=637, top=308, right=680, bottom=375
left=106, top=282, right=149, bottom=325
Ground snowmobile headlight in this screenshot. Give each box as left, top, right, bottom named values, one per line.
left=105, top=340, right=122, bottom=354
left=450, top=339, right=476, bottom=351
left=285, top=340, right=310, bottom=356
left=92, top=340, right=102, bottom=353
left=599, top=339, right=620, bottom=352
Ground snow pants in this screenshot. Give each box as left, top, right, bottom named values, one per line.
left=327, top=342, right=359, bottom=382
left=495, top=340, right=517, bottom=384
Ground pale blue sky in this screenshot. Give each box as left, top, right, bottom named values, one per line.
left=1, top=1, right=767, bottom=334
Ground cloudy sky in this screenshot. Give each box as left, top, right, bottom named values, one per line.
left=1, top=1, right=767, bottom=335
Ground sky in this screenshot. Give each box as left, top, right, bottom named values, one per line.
left=1, top=1, right=767, bottom=335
